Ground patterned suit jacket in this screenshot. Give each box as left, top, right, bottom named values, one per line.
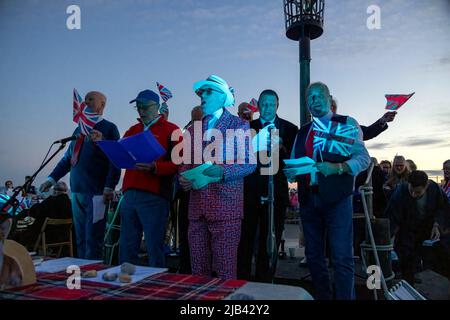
left=180, top=108, right=256, bottom=221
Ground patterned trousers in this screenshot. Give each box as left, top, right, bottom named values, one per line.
left=188, top=217, right=241, bottom=280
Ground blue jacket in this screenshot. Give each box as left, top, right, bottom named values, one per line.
left=49, top=119, right=121, bottom=195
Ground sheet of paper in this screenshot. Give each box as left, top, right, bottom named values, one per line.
left=35, top=257, right=102, bottom=273
left=283, top=157, right=317, bottom=179
left=422, top=239, right=440, bottom=247
left=82, top=265, right=168, bottom=286
left=93, top=195, right=106, bottom=224
left=284, top=157, right=315, bottom=167
left=180, top=162, right=221, bottom=190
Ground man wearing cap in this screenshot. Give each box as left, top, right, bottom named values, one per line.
left=119, top=90, right=182, bottom=268
left=237, top=89, right=298, bottom=282
left=39, top=91, right=120, bottom=260
left=291, top=82, right=370, bottom=300
left=179, top=75, right=256, bottom=279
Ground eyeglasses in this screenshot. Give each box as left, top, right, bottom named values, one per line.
left=196, top=88, right=223, bottom=96
left=134, top=103, right=158, bottom=111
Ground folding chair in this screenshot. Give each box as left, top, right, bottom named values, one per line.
left=33, top=218, right=73, bottom=258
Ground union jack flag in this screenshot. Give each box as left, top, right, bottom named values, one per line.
left=73, top=88, right=100, bottom=136
left=312, top=118, right=358, bottom=158
left=385, top=92, right=414, bottom=110
left=248, top=98, right=259, bottom=112
left=156, top=82, right=173, bottom=102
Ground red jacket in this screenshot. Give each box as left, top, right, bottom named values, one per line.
left=122, top=117, right=182, bottom=199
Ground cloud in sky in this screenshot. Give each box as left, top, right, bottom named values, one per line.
left=401, top=138, right=447, bottom=147
left=366, top=142, right=392, bottom=150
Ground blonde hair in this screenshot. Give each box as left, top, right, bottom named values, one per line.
left=385, top=155, right=411, bottom=189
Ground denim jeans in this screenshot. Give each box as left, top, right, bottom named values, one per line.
left=301, top=194, right=355, bottom=300
left=71, top=193, right=106, bottom=260
left=119, top=189, right=169, bottom=267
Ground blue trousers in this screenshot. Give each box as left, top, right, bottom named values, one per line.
left=71, top=193, right=106, bottom=260
left=301, top=194, right=355, bottom=300
left=119, top=189, right=169, bottom=267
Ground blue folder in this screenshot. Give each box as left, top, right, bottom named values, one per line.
left=97, top=130, right=166, bottom=169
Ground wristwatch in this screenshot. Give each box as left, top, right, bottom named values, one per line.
left=338, top=163, right=344, bottom=175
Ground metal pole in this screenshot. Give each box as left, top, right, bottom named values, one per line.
left=299, top=33, right=311, bottom=126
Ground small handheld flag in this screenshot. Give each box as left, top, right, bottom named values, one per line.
left=248, top=98, right=259, bottom=112
left=73, top=89, right=101, bottom=136
left=156, top=82, right=173, bottom=102
left=385, top=92, right=415, bottom=110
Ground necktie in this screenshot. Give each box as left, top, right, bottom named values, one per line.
left=71, top=134, right=85, bottom=167
left=304, top=127, right=315, bottom=186
left=203, top=115, right=213, bottom=139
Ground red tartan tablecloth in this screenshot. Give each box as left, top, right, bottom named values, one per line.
left=0, top=263, right=247, bottom=300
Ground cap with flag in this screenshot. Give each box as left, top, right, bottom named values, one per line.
left=73, top=88, right=101, bottom=136
left=156, top=82, right=173, bottom=103
left=385, top=92, right=415, bottom=111
left=248, top=98, right=259, bottom=112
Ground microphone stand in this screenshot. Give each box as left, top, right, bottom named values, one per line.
left=0, top=142, right=69, bottom=225
left=260, top=125, right=277, bottom=280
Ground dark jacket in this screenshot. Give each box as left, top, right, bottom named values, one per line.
left=244, top=116, right=298, bottom=207
left=49, top=119, right=121, bottom=195
left=386, top=181, right=450, bottom=252
left=12, top=194, right=73, bottom=249
left=361, top=119, right=388, bottom=141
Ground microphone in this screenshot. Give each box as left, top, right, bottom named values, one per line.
left=53, top=136, right=77, bottom=144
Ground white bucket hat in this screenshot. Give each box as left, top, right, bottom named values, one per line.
left=193, top=75, right=235, bottom=107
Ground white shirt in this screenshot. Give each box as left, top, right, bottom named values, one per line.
left=205, top=108, right=224, bottom=139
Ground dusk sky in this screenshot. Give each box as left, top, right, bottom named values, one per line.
left=0, top=0, right=449, bottom=188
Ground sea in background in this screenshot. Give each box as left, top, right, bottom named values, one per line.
left=424, top=170, right=444, bottom=184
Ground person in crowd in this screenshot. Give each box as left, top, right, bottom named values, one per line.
left=237, top=102, right=254, bottom=122
left=9, top=182, right=73, bottom=251
left=238, top=89, right=298, bottom=282
left=406, top=159, right=417, bottom=171
left=291, top=82, right=370, bottom=300
left=380, top=160, right=392, bottom=178
left=386, top=170, right=450, bottom=285
left=289, top=189, right=299, bottom=211
left=443, top=159, right=450, bottom=203
left=118, top=89, right=182, bottom=268
left=1, top=181, right=14, bottom=197
left=179, top=75, right=256, bottom=279
left=384, top=155, right=411, bottom=200
left=331, top=98, right=397, bottom=141
left=39, top=91, right=121, bottom=260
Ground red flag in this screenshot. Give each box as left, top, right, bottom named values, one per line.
left=248, top=98, right=259, bottom=112
left=385, top=92, right=415, bottom=110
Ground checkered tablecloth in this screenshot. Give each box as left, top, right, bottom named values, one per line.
left=0, top=263, right=247, bottom=300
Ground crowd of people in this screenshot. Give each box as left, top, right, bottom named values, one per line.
left=1, top=76, right=449, bottom=300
